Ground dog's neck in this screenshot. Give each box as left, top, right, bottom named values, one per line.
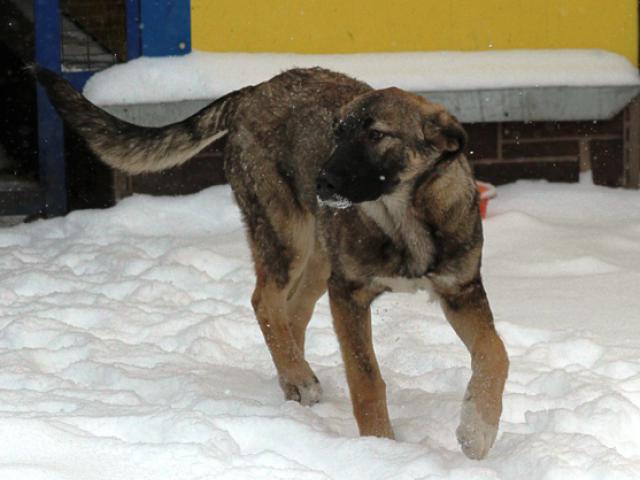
left=360, top=182, right=435, bottom=277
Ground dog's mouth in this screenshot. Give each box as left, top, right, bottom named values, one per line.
left=316, top=170, right=354, bottom=209
left=316, top=194, right=353, bottom=209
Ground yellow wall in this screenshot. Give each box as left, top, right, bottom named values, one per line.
left=191, top=0, right=638, bottom=65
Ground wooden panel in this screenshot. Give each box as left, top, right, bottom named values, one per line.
left=464, top=123, right=498, bottom=161
left=131, top=145, right=226, bottom=196
left=623, top=97, right=640, bottom=188
left=502, top=116, right=624, bottom=140
left=66, top=129, right=117, bottom=210
left=0, top=44, right=38, bottom=176
left=0, top=0, right=34, bottom=60
left=591, top=139, right=625, bottom=187
left=473, top=157, right=580, bottom=185
left=503, top=140, right=580, bottom=159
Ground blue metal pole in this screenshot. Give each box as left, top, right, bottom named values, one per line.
left=139, top=0, right=191, bottom=56
left=64, top=71, right=94, bottom=92
left=126, top=0, right=142, bottom=60
left=34, top=0, right=67, bottom=217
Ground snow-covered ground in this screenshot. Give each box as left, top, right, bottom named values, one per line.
left=2, top=176, right=640, bottom=479
left=83, top=50, right=640, bottom=106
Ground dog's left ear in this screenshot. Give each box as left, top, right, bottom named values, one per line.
left=424, top=110, right=467, bottom=155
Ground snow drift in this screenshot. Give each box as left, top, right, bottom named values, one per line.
left=2, top=177, right=640, bottom=478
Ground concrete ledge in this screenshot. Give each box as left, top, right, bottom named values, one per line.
left=103, top=85, right=640, bottom=125
left=424, top=85, right=640, bottom=122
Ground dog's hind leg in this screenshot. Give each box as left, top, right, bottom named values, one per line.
left=439, top=280, right=509, bottom=460
left=328, top=283, right=394, bottom=439
left=248, top=217, right=324, bottom=406
left=252, top=262, right=323, bottom=405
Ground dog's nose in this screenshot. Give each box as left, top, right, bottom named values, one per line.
left=316, top=171, right=340, bottom=200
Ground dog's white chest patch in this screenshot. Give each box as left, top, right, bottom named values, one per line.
left=361, top=188, right=436, bottom=278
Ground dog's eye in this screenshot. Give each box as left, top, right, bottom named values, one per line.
left=368, top=129, right=387, bottom=142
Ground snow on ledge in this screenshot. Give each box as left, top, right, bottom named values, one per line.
left=83, top=49, right=640, bottom=106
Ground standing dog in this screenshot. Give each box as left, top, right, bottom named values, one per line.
left=34, top=66, right=508, bottom=459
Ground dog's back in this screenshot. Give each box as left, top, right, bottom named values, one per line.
left=224, top=68, right=371, bottom=215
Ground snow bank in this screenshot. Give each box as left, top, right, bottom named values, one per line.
left=83, top=50, right=640, bottom=105
left=2, top=177, right=640, bottom=479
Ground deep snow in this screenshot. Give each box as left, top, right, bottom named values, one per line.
left=82, top=50, right=640, bottom=106
left=2, top=177, right=640, bottom=479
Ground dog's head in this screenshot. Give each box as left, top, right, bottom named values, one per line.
left=316, top=88, right=466, bottom=207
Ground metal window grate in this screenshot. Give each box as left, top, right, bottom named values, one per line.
left=60, top=0, right=126, bottom=71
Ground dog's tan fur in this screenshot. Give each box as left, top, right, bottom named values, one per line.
left=35, top=66, right=508, bottom=459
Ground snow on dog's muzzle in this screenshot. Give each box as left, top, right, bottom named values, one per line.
left=316, top=194, right=353, bottom=209
left=316, top=171, right=353, bottom=209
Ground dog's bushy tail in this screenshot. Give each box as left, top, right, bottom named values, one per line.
left=32, top=66, right=244, bottom=174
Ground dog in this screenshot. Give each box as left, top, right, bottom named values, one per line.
left=34, top=66, right=508, bottom=459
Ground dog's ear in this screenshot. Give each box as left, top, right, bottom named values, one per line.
left=424, top=110, right=467, bottom=155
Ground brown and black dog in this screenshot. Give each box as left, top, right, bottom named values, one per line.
left=35, top=66, right=508, bottom=459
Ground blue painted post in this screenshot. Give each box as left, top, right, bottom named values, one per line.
left=140, top=0, right=191, bottom=56
left=64, top=71, right=94, bottom=92
left=34, top=0, right=67, bottom=217
left=126, top=0, right=142, bottom=60
left=32, top=0, right=190, bottom=217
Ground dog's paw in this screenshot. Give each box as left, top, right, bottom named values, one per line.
left=456, top=398, right=498, bottom=460
left=279, top=374, right=322, bottom=406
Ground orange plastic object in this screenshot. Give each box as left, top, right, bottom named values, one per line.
left=477, top=181, right=497, bottom=219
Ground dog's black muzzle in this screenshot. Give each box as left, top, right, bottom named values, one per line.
left=316, top=140, right=391, bottom=206
left=316, top=169, right=343, bottom=201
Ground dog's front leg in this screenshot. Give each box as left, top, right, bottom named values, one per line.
left=439, top=279, right=508, bottom=460
left=328, top=283, right=394, bottom=439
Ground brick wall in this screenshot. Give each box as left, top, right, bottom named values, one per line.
left=96, top=108, right=633, bottom=206
left=466, top=114, right=626, bottom=187
left=128, top=143, right=226, bottom=196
